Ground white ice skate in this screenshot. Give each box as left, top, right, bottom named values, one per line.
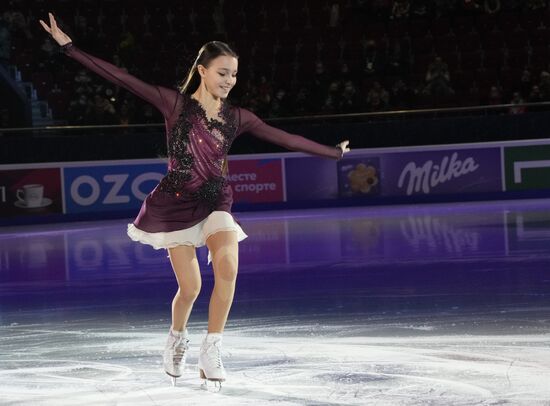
left=163, top=328, right=189, bottom=386
left=198, top=333, right=226, bottom=391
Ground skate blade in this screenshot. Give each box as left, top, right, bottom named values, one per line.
left=200, top=380, right=222, bottom=392
left=165, top=371, right=181, bottom=387
left=199, top=369, right=224, bottom=392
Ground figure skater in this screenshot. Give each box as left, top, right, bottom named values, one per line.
left=40, top=12, right=350, bottom=389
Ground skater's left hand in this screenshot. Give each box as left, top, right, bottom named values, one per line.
left=337, top=140, right=351, bottom=157
left=39, top=12, right=72, bottom=46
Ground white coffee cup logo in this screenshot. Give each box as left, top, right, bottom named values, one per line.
left=16, top=184, right=44, bottom=208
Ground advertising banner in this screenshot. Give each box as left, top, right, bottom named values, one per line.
left=64, top=163, right=166, bottom=214
left=285, top=157, right=339, bottom=201
left=504, top=145, right=550, bottom=191
left=0, top=168, right=63, bottom=217
left=381, top=148, right=502, bottom=197
left=227, top=159, right=284, bottom=203
left=337, top=157, right=381, bottom=198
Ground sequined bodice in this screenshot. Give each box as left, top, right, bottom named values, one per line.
left=157, top=93, right=238, bottom=208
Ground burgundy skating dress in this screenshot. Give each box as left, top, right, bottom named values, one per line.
left=61, top=43, right=343, bottom=261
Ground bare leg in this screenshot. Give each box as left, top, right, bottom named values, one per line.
left=205, top=231, right=239, bottom=333
left=167, top=245, right=202, bottom=331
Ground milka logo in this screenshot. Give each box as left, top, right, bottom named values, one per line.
left=397, top=152, right=479, bottom=195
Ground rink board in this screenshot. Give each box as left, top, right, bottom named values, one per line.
left=1, top=138, right=550, bottom=224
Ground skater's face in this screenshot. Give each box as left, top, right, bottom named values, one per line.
left=197, top=55, right=238, bottom=99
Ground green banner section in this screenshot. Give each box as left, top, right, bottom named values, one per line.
left=505, top=145, right=550, bottom=191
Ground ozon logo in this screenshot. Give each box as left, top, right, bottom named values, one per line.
left=70, top=172, right=163, bottom=206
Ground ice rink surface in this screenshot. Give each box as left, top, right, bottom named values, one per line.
left=1, top=199, right=550, bottom=405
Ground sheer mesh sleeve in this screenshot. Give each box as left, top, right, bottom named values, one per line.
left=236, top=107, right=342, bottom=160
left=61, top=42, right=177, bottom=119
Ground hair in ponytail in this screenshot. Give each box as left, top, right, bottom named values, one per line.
left=178, top=41, right=238, bottom=94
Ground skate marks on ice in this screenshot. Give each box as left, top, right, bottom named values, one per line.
left=228, top=316, right=550, bottom=405
left=1, top=316, right=550, bottom=405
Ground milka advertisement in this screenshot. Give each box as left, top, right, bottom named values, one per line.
left=379, top=148, right=502, bottom=197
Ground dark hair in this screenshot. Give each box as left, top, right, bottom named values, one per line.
left=178, top=41, right=238, bottom=94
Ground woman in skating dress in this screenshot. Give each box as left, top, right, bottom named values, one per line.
left=40, top=12, right=350, bottom=388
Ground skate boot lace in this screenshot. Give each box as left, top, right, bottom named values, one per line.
left=205, top=341, right=223, bottom=368
left=173, top=337, right=189, bottom=366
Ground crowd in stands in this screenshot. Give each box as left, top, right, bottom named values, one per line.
left=2, top=0, right=550, bottom=127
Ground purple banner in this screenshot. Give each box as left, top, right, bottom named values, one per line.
left=381, top=148, right=502, bottom=196
left=285, top=157, right=338, bottom=201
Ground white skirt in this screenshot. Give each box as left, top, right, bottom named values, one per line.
left=127, top=211, right=248, bottom=265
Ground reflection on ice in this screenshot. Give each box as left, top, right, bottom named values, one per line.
left=1, top=199, right=550, bottom=283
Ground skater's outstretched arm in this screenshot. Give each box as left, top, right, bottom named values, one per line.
left=39, top=12, right=176, bottom=119
left=236, top=107, right=350, bottom=160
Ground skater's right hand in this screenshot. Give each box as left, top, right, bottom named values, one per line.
left=39, top=12, right=72, bottom=46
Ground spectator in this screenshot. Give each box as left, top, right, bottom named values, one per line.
left=424, top=56, right=454, bottom=96
left=68, top=94, right=91, bottom=125
left=39, top=37, right=56, bottom=59
left=520, top=69, right=532, bottom=99
left=487, top=85, right=503, bottom=105
left=239, top=78, right=259, bottom=111
left=257, top=75, right=272, bottom=104
left=141, top=103, right=157, bottom=124
left=281, top=3, right=291, bottom=31
left=51, top=83, right=63, bottom=94
left=212, top=4, right=226, bottom=35
left=119, top=99, right=133, bottom=125
left=501, top=0, right=522, bottom=11
left=371, top=0, right=393, bottom=20
left=411, top=0, right=431, bottom=17
left=484, top=0, right=501, bottom=14
left=248, top=75, right=271, bottom=116
left=74, top=69, right=93, bottom=96
left=339, top=80, right=360, bottom=112
left=4, top=10, right=32, bottom=41
left=391, top=0, right=410, bottom=19
left=391, top=79, right=413, bottom=108
left=189, top=7, right=199, bottom=35
left=328, top=1, right=341, bottom=28
left=237, top=4, right=248, bottom=34
left=434, top=0, right=457, bottom=16
left=0, top=108, right=9, bottom=128
left=322, top=81, right=341, bottom=113
left=463, top=0, right=483, bottom=13
left=387, top=38, right=407, bottom=75
left=468, top=80, right=481, bottom=104
left=0, top=15, right=10, bottom=66
left=362, top=39, right=384, bottom=76
left=292, top=86, right=311, bottom=115
left=87, top=93, right=117, bottom=125
left=309, top=61, right=331, bottom=110
left=509, top=91, right=526, bottom=114
left=118, top=30, right=136, bottom=66
left=336, top=62, right=354, bottom=84
left=539, top=71, right=550, bottom=100
left=525, top=0, right=546, bottom=11
left=366, top=81, right=390, bottom=111
left=268, top=88, right=291, bottom=118
left=166, top=8, right=176, bottom=35
left=528, top=85, right=543, bottom=103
